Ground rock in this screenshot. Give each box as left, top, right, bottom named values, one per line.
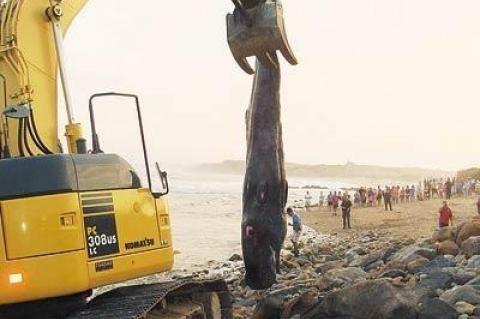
left=416, top=271, right=454, bottom=291
left=314, top=275, right=340, bottom=292
left=283, top=260, right=300, bottom=269
left=442, top=267, right=476, bottom=285
left=458, top=314, right=468, bottom=319
left=229, top=254, right=243, bottom=262
left=455, top=301, right=476, bottom=315
left=433, top=227, right=456, bottom=243
left=365, top=260, right=384, bottom=272
left=467, top=276, right=480, bottom=286
left=417, top=298, right=458, bottom=319
left=390, top=246, right=436, bottom=263
left=359, top=251, right=385, bottom=269
left=467, top=256, right=480, bottom=269
left=326, top=267, right=367, bottom=286
left=407, top=257, right=430, bottom=273
left=282, top=290, right=318, bottom=318
left=462, top=236, right=480, bottom=258
left=315, top=260, right=343, bottom=274
left=440, top=285, right=480, bottom=306
left=381, top=244, right=403, bottom=262
left=385, top=259, right=407, bottom=271
left=414, top=255, right=456, bottom=274
left=301, top=279, right=419, bottom=319
left=252, top=296, right=283, bottom=319
left=457, top=222, right=480, bottom=246
left=346, top=247, right=368, bottom=256
left=437, top=240, right=459, bottom=256
left=379, top=269, right=408, bottom=279
left=474, top=306, right=480, bottom=316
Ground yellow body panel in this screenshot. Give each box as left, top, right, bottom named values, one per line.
left=1, top=194, right=84, bottom=259
left=0, top=190, right=174, bottom=305
left=0, top=251, right=90, bottom=304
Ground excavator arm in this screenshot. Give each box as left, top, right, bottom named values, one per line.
left=0, top=0, right=88, bottom=158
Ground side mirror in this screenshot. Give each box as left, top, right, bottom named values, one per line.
left=153, top=162, right=169, bottom=198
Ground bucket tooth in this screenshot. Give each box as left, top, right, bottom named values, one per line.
left=279, top=27, right=298, bottom=66
left=234, top=54, right=255, bottom=75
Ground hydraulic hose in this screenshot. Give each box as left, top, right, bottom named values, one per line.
left=17, top=118, right=25, bottom=157
left=23, top=117, right=34, bottom=156
left=29, top=109, right=53, bottom=154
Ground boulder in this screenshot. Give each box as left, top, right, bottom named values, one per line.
left=455, top=301, right=476, bottom=315
left=433, top=227, right=456, bottom=243
left=467, top=255, right=480, bottom=269
left=252, top=296, right=283, bottom=319
left=365, top=260, right=384, bottom=272
left=229, top=254, right=243, bottom=262
left=326, top=267, right=367, bottom=286
left=416, top=271, right=454, bottom=291
left=468, top=276, right=480, bottom=286
left=379, top=269, right=408, bottom=279
left=462, top=236, right=480, bottom=258
left=390, top=246, right=436, bottom=264
left=457, top=222, right=480, bottom=246
left=440, top=285, right=480, bottom=306
left=302, top=279, right=419, bottom=319
left=417, top=298, right=458, bottom=319
left=315, top=260, right=343, bottom=274
left=436, top=240, right=459, bottom=256
left=414, top=256, right=456, bottom=274
left=442, top=267, right=476, bottom=285
left=407, top=257, right=430, bottom=273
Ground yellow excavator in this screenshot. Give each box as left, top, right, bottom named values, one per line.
left=0, top=0, right=294, bottom=318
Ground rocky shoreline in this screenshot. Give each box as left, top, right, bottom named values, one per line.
left=94, top=215, right=480, bottom=318
left=172, top=217, right=480, bottom=319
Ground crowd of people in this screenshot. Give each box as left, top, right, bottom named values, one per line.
left=287, top=177, right=480, bottom=255
left=311, top=177, right=478, bottom=213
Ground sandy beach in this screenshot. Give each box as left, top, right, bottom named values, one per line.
left=301, top=196, right=479, bottom=240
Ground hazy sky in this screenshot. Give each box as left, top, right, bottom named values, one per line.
left=62, top=0, right=480, bottom=171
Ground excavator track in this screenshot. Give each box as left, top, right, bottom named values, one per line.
left=66, top=279, right=233, bottom=319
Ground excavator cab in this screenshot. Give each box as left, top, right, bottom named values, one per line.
left=0, top=93, right=175, bottom=307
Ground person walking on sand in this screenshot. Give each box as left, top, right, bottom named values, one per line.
left=319, top=192, right=325, bottom=209
left=438, top=201, right=453, bottom=228
left=286, top=207, right=302, bottom=257
left=332, top=192, right=340, bottom=216
left=341, top=194, right=353, bottom=229
left=383, top=186, right=393, bottom=211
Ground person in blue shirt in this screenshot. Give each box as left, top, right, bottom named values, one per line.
left=287, top=207, right=302, bottom=256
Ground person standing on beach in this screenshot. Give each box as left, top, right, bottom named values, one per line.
left=319, top=192, right=325, bottom=209
left=327, top=192, right=333, bottom=212
left=445, top=178, right=453, bottom=200
left=332, top=192, right=340, bottom=216
left=341, top=194, right=353, bottom=229
left=377, top=186, right=383, bottom=207
left=438, top=201, right=453, bottom=228
left=383, top=187, right=393, bottom=211
left=304, top=191, right=312, bottom=210
left=286, top=207, right=302, bottom=256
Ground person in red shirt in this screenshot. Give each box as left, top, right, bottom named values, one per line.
left=438, top=201, right=453, bottom=228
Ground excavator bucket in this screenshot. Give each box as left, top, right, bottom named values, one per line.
left=226, top=0, right=298, bottom=75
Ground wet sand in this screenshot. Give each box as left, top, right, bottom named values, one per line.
left=301, top=196, right=479, bottom=240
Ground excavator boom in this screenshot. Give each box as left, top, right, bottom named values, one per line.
left=0, top=0, right=88, bottom=157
